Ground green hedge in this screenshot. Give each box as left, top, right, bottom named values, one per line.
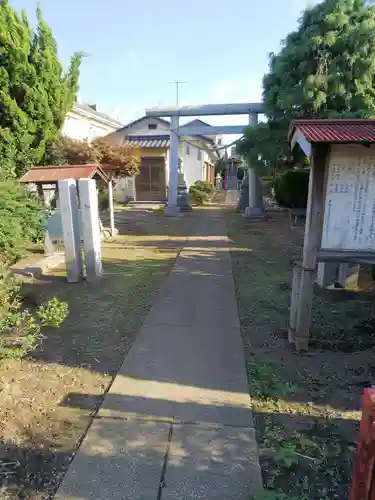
left=0, top=181, right=45, bottom=266
left=192, top=180, right=215, bottom=195
left=274, top=169, right=309, bottom=209
left=188, top=180, right=215, bottom=205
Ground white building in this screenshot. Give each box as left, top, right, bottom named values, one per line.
left=63, top=103, right=123, bottom=141
left=103, top=115, right=220, bottom=202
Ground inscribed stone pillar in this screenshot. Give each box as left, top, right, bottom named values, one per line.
left=58, top=179, right=83, bottom=283
left=78, top=178, right=102, bottom=281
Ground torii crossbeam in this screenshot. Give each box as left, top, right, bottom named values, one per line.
left=145, top=102, right=264, bottom=215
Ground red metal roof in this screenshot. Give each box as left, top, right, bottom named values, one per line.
left=289, top=119, right=375, bottom=144
left=20, top=164, right=110, bottom=184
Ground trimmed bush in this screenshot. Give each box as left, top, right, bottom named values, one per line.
left=274, top=169, right=309, bottom=209
left=98, top=185, right=109, bottom=211
left=188, top=186, right=208, bottom=205
left=0, top=181, right=45, bottom=266
left=193, top=180, right=215, bottom=195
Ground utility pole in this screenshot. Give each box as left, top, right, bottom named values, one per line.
left=169, top=81, right=187, bottom=107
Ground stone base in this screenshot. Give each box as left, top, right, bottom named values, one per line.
left=177, top=192, right=192, bottom=212
left=164, top=205, right=182, bottom=217
left=244, top=206, right=265, bottom=218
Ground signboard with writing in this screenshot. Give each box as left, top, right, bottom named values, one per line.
left=321, top=145, right=375, bottom=251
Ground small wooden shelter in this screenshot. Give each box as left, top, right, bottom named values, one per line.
left=288, top=119, right=375, bottom=351
left=20, top=164, right=116, bottom=236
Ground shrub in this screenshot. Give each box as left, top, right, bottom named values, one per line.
left=193, top=180, right=215, bottom=195
left=37, top=297, right=69, bottom=328
left=188, top=186, right=208, bottom=205
left=98, top=185, right=109, bottom=211
left=273, top=169, right=309, bottom=209
left=0, top=272, right=69, bottom=362
left=0, top=181, right=45, bottom=266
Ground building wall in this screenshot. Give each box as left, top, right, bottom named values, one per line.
left=113, top=147, right=168, bottom=203
left=62, top=110, right=120, bottom=141
left=180, top=140, right=204, bottom=188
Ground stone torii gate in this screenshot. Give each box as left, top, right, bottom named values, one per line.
left=145, top=102, right=264, bottom=215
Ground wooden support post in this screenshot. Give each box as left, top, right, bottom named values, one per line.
left=108, top=179, right=115, bottom=237
left=295, top=144, right=328, bottom=351
left=288, top=262, right=301, bottom=344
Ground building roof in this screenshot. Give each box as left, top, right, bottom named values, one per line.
left=115, top=116, right=170, bottom=134
left=74, top=103, right=123, bottom=128
left=124, top=135, right=170, bottom=148
left=289, top=119, right=375, bottom=144
left=20, top=164, right=110, bottom=184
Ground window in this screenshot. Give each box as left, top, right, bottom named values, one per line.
left=186, top=144, right=190, bottom=155
left=197, top=149, right=202, bottom=160
left=148, top=123, right=157, bottom=130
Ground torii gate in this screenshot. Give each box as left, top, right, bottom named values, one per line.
left=145, top=102, right=264, bottom=215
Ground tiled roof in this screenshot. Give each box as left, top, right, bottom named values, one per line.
left=289, top=119, right=375, bottom=143
left=20, top=164, right=110, bottom=183
left=124, top=135, right=170, bottom=148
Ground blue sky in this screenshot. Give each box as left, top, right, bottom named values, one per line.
left=11, top=0, right=315, bottom=127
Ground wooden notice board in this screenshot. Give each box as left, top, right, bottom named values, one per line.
left=321, top=145, right=375, bottom=251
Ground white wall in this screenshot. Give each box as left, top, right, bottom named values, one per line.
left=63, top=112, right=120, bottom=141
left=180, top=141, right=204, bottom=188
left=122, top=117, right=170, bottom=136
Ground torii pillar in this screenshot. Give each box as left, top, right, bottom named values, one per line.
left=245, top=112, right=264, bottom=217
left=164, top=115, right=181, bottom=216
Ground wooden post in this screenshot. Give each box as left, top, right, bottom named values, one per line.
left=288, top=262, right=301, bottom=344
left=295, top=144, right=329, bottom=351
left=108, top=179, right=115, bottom=237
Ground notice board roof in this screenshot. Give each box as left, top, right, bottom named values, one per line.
left=20, top=164, right=110, bottom=184
left=289, top=119, right=375, bottom=157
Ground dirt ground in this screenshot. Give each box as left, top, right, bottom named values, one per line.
left=0, top=207, right=200, bottom=500
left=227, top=209, right=375, bottom=500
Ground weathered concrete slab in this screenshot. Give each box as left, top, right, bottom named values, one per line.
left=162, top=423, right=263, bottom=499
left=55, top=419, right=170, bottom=500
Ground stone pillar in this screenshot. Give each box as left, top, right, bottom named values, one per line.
left=245, top=113, right=264, bottom=217
left=316, top=261, right=339, bottom=288
left=165, top=115, right=180, bottom=216
left=58, top=179, right=83, bottom=283
left=338, top=263, right=360, bottom=288
left=78, top=178, right=102, bottom=281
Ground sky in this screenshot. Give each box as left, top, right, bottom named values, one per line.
left=10, top=0, right=317, bottom=132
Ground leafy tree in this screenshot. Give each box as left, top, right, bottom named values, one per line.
left=50, top=136, right=141, bottom=177
left=0, top=0, right=82, bottom=178
left=239, top=0, right=375, bottom=169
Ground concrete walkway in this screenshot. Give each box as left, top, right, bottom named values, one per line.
left=55, top=208, right=262, bottom=499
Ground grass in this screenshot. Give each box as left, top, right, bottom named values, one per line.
left=0, top=209, right=195, bottom=499
left=226, top=210, right=372, bottom=500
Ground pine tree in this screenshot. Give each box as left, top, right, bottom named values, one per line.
left=0, top=0, right=82, bottom=178
left=239, top=0, right=375, bottom=169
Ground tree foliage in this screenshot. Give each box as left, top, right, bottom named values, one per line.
left=239, top=0, right=375, bottom=169
left=50, top=136, right=141, bottom=177
left=0, top=181, right=44, bottom=266
left=0, top=0, right=82, bottom=179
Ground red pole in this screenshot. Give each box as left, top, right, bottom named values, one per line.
left=349, top=388, right=375, bottom=500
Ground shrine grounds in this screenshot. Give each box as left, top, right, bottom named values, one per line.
left=0, top=198, right=374, bottom=499
left=228, top=209, right=374, bottom=500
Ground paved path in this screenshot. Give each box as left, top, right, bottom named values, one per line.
left=55, top=208, right=262, bottom=499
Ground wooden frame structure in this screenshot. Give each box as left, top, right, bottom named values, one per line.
left=288, top=119, right=375, bottom=351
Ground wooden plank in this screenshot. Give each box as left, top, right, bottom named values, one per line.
left=295, top=144, right=329, bottom=351
left=288, top=264, right=301, bottom=344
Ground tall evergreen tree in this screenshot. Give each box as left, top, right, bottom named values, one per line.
left=0, top=0, right=82, bottom=178
left=238, top=0, right=375, bottom=168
